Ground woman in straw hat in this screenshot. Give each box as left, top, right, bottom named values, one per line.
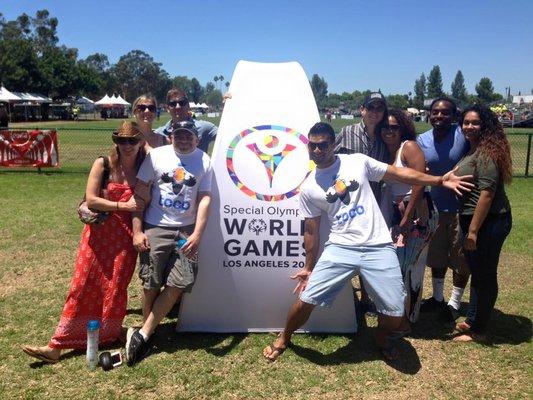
left=22, top=121, right=146, bottom=363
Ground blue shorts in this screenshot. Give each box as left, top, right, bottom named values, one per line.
left=300, top=243, right=406, bottom=317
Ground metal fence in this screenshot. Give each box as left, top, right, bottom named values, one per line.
left=1, top=127, right=532, bottom=177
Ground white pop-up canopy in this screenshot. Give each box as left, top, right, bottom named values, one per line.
left=0, top=87, right=21, bottom=101
left=95, top=94, right=112, bottom=105
left=114, top=95, right=130, bottom=106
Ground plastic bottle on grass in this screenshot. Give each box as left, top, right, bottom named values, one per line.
left=86, top=320, right=100, bottom=370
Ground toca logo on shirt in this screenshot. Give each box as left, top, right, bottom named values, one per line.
left=325, top=178, right=360, bottom=205
left=161, top=167, right=197, bottom=195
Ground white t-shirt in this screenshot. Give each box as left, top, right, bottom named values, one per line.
left=299, top=154, right=392, bottom=246
left=137, top=145, right=212, bottom=227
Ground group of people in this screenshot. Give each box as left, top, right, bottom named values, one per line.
left=22, top=89, right=513, bottom=366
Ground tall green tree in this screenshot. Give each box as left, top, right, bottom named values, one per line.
left=475, top=77, right=503, bottom=104
left=112, top=50, right=170, bottom=101
left=451, top=70, right=467, bottom=102
left=38, top=45, right=80, bottom=99
left=386, top=94, right=409, bottom=109
left=310, top=74, right=328, bottom=110
left=427, top=65, right=444, bottom=98
left=413, top=73, right=426, bottom=109
left=190, top=78, right=203, bottom=103
left=30, top=9, right=58, bottom=55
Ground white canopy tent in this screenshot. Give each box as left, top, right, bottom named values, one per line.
left=0, top=86, right=21, bottom=101
left=114, top=95, right=130, bottom=106
left=95, top=94, right=130, bottom=106
left=95, top=94, right=112, bottom=105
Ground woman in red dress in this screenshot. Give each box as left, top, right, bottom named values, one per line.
left=22, top=121, right=146, bottom=363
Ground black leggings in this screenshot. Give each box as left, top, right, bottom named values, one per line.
left=459, top=212, right=512, bottom=334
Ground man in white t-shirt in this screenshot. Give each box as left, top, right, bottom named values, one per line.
left=263, top=122, right=473, bottom=362
left=126, top=120, right=213, bottom=366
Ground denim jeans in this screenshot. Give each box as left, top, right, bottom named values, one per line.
left=460, top=212, right=512, bottom=334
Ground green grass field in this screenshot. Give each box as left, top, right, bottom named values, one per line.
left=5, top=114, right=533, bottom=175
left=0, top=153, right=531, bottom=397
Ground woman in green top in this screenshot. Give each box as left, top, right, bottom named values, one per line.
left=453, top=104, right=513, bottom=342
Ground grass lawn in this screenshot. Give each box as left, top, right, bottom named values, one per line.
left=0, top=167, right=531, bottom=398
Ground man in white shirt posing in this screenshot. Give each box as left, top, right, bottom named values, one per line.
left=263, top=122, right=472, bottom=362
left=127, top=120, right=212, bottom=366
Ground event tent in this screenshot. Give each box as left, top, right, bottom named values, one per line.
left=114, top=95, right=130, bottom=106
left=95, top=94, right=112, bottom=105
left=0, top=86, right=21, bottom=102
left=95, top=94, right=130, bottom=106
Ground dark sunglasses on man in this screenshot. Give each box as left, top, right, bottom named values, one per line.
left=112, top=135, right=141, bottom=145
left=308, top=141, right=330, bottom=151
left=167, top=99, right=189, bottom=108
left=135, top=104, right=156, bottom=113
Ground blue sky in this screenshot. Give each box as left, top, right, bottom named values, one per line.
left=2, top=0, right=532, bottom=96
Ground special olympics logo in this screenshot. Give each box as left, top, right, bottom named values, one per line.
left=226, top=125, right=312, bottom=201
left=248, top=219, right=267, bottom=235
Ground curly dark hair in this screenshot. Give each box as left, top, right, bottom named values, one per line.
left=386, top=108, right=417, bottom=141
left=459, top=104, right=512, bottom=184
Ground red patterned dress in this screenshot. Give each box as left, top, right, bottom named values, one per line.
left=49, top=183, right=137, bottom=349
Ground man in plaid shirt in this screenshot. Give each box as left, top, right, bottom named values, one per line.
left=333, top=91, right=390, bottom=319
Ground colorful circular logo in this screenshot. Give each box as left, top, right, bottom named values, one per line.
left=226, top=125, right=311, bottom=201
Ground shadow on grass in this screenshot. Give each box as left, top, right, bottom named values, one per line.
left=479, top=309, right=531, bottom=346
left=149, top=321, right=246, bottom=358
left=408, top=303, right=531, bottom=346
left=126, top=307, right=143, bottom=316
left=289, top=330, right=421, bottom=375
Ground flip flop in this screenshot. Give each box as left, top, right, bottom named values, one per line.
left=262, top=342, right=287, bottom=362
left=22, top=346, right=59, bottom=364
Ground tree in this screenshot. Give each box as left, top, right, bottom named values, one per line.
left=451, top=70, right=467, bottom=102
left=171, top=76, right=193, bottom=100
left=427, top=65, right=443, bottom=98
left=30, top=9, right=58, bottom=55
left=475, top=77, right=503, bottom=104
left=38, top=45, right=80, bottom=99
left=310, top=74, right=328, bottom=110
left=112, top=50, right=170, bottom=101
left=413, top=73, right=426, bottom=109
left=386, top=94, right=409, bottom=109
left=81, top=53, right=110, bottom=73
left=189, top=78, right=203, bottom=102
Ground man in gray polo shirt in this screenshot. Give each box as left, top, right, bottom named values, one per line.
left=155, top=88, right=218, bottom=153
left=126, top=120, right=212, bottom=366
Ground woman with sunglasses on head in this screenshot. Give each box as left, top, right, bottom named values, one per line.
left=453, top=105, right=512, bottom=343
left=22, top=121, right=146, bottom=364
left=380, top=109, right=438, bottom=325
left=132, top=94, right=169, bottom=152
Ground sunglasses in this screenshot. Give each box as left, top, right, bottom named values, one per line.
left=112, top=136, right=141, bottom=145
left=308, top=141, right=330, bottom=151
left=168, top=99, right=189, bottom=108
left=383, top=125, right=401, bottom=133
left=366, top=105, right=385, bottom=112
left=135, top=104, right=156, bottom=113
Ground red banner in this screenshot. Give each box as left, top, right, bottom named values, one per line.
left=0, top=129, right=59, bottom=167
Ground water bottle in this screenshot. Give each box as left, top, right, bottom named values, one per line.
left=86, top=320, right=100, bottom=370
left=175, top=232, right=198, bottom=262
